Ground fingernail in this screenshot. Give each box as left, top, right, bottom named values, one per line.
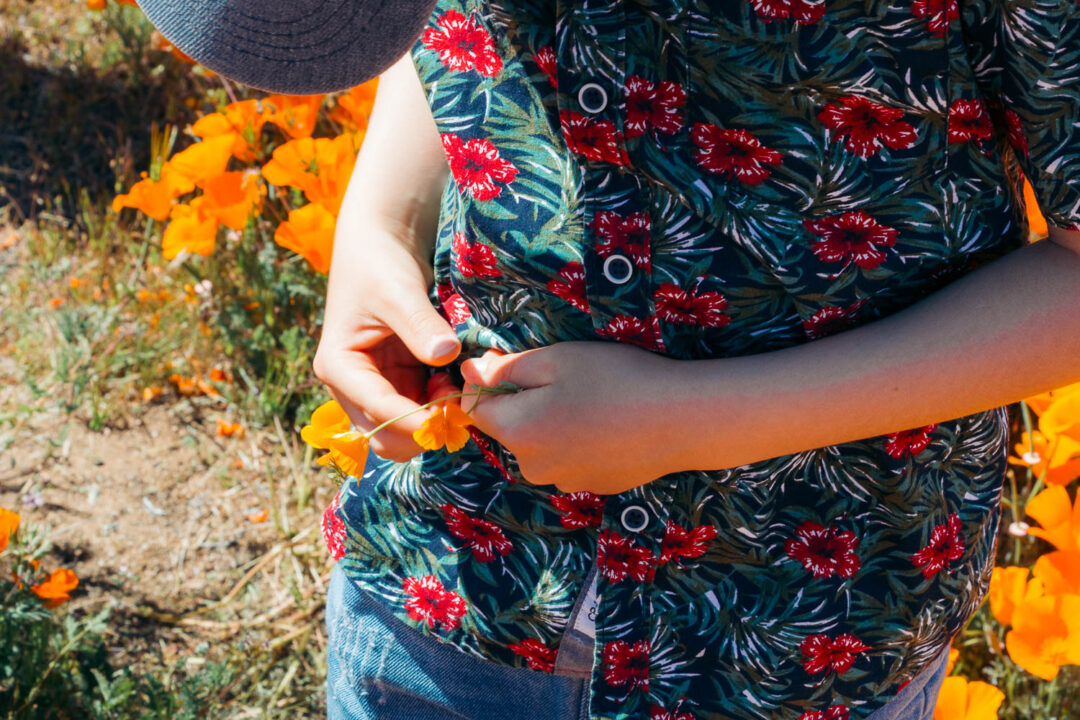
left=429, top=337, right=458, bottom=359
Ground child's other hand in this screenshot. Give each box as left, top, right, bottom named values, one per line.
left=313, top=228, right=460, bottom=462
left=460, top=342, right=681, bottom=494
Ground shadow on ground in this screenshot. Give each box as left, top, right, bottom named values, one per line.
left=0, top=34, right=198, bottom=226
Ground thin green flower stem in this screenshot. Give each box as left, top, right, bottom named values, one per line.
left=361, top=387, right=516, bottom=439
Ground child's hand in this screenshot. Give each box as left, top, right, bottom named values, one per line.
left=460, top=342, right=682, bottom=494
left=312, top=227, right=460, bottom=463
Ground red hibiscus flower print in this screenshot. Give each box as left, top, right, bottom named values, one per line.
left=947, top=98, right=994, bottom=145
left=800, top=633, right=870, bottom=675
left=1002, top=106, right=1028, bottom=157
left=597, top=315, right=665, bottom=352
left=402, top=575, right=468, bottom=630
left=603, top=639, right=650, bottom=691
left=441, top=503, right=513, bottom=562
left=883, top=423, right=937, bottom=458
left=624, top=75, right=686, bottom=138
left=437, top=283, right=472, bottom=325
left=692, top=123, right=782, bottom=185
left=650, top=704, right=695, bottom=720
left=912, top=0, right=957, bottom=37
left=784, top=521, right=860, bottom=579
left=749, top=0, right=826, bottom=25
left=550, top=491, right=605, bottom=529
left=654, top=283, right=730, bottom=328
left=320, top=494, right=346, bottom=561
left=593, top=211, right=651, bottom=269
left=801, top=299, right=867, bottom=340
left=560, top=111, right=630, bottom=165
left=597, top=529, right=656, bottom=582
left=508, top=637, right=558, bottom=673
left=547, top=261, right=590, bottom=313
left=452, top=232, right=501, bottom=278
left=466, top=428, right=516, bottom=484
left=911, top=513, right=965, bottom=578
left=798, top=705, right=850, bottom=720
left=535, top=45, right=558, bottom=89
left=803, top=211, right=898, bottom=272
left=659, top=520, right=717, bottom=564
left=442, top=134, right=519, bottom=201
left=421, top=11, right=503, bottom=76
left=818, top=96, right=918, bottom=159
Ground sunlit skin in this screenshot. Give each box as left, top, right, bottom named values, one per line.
left=318, top=56, right=1080, bottom=495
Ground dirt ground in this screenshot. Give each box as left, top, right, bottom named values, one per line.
left=0, top=350, right=333, bottom=665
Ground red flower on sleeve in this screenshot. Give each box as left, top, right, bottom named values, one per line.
left=654, top=283, right=730, bottom=328
left=801, top=299, right=867, bottom=340
left=452, top=232, right=502, bottom=278
left=422, top=11, right=503, bottom=76
left=535, top=46, right=558, bottom=89
left=560, top=111, right=630, bottom=165
left=658, top=520, right=717, bottom=564
left=803, top=211, right=898, bottom=271
left=442, top=134, right=518, bottom=201
left=883, top=424, right=937, bottom=458
left=947, top=98, right=994, bottom=145
left=597, top=315, right=665, bottom=352
left=750, top=0, right=825, bottom=25
left=321, top=493, right=346, bottom=561
left=592, top=211, right=651, bottom=269
left=597, top=529, right=656, bottom=582
left=912, top=0, right=958, bottom=37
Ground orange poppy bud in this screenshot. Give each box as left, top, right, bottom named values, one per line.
left=31, top=568, right=79, bottom=609
left=0, top=508, right=20, bottom=554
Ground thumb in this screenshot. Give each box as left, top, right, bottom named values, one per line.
left=461, top=348, right=553, bottom=389
left=381, top=283, right=461, bottom=366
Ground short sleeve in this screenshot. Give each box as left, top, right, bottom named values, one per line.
left=960, top=0, right=1080, bottom=230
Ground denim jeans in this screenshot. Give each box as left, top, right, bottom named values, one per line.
left=325, top=565, right=949, bottom=720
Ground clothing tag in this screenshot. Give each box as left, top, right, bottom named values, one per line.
left=570, top=568, right=601, bottom=640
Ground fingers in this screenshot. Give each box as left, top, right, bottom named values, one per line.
left=460, top=347, right=554, bottom=389
left=375, top=277, right=461, bottom=367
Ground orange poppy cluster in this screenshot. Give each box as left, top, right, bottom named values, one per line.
left=1, top=508, right=79, bottom=610
left=113, top=82, right=376, bottom=275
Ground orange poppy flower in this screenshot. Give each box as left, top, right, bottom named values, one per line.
left=414, top=401, right=473, bottom=453
left=245, top=509, right=268, bottom=523
left=216, top=420, right=245, bottom=438
left=142, top=386, right=164, bottom=403
left=162, top=197, right=219, bottom=259
left=1009, top=429, right=1080, bottom=487
left=945, top=647, right=959, bottom=675
left=87, top=0, right=107, bottom=10
left=1025, top=485, right=1080, bottom=553
left=1031, top=550, right=1080, bottom=596
left=263, top=94, right=326, bottom=139
left=306, top=133, right=358, bottom=215
left=1040, top=389, right=1080, bottom=443
left=988, top=566, right=1045, bottom=626
left=0, top=508, right=20, bottom=553
left=164, top=133, right=236, bottom=188
left=192, top=99, right=272, bottom=162
left=260, top=137, right=323, bottom=197
left=1023, top=176, right=1048, bottom=238
left=301, top=400, right=369, bottom=477
left=932, top=676, right=1004, bottom=720
left=274, top=202, right=336, bottom=274
left=200, top=171, right=264, bottom=231
left=168, top=373, right=198, bottom=396
left=328, top=80, right=378, bottom=132
left=112, top=171, right=189, bottom=221
left=31, top=568, right=79, bottom=609
left=1004, top=593, right=1080, bottom=680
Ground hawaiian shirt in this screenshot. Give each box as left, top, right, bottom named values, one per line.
left=327, top=0, right=1080, bottom=718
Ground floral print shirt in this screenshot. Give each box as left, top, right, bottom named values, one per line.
left=328, top=1, right=1080, bottom=718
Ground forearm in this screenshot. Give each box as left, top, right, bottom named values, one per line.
left=334, top=54, right=448, bottom=264
left=666, top=236, right=1080, bottom=471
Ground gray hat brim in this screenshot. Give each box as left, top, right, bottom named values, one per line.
left=138, top=0, right=437, bottom=95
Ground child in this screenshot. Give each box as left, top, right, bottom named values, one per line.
left=145, top=0, right=1080, bottom=718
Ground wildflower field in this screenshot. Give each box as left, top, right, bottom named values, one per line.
left=1, top=1, right=1078, bottom=718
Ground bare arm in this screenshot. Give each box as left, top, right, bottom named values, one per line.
left=314, top=54, right=457, bottom=462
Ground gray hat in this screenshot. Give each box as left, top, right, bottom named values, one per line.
left=138, top=0, right=438, bottom=95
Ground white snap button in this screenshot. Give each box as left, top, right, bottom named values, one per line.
left=602, top=254, right=633, bottom=284
left=577, top=83, right=608, bottom=114
left=620, top=506, right=649, bottom=533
